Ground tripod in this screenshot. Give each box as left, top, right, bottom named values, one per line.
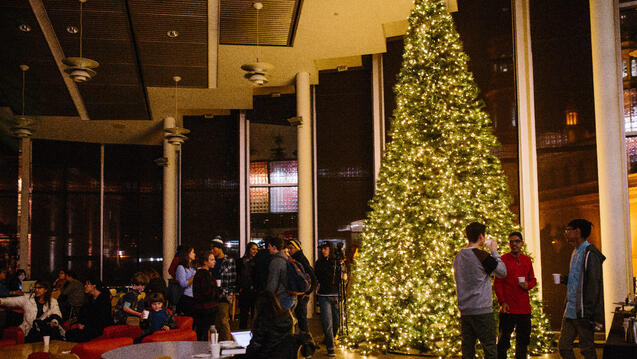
left=336, top=259, right=348, bottom=337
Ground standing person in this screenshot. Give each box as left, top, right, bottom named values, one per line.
left=242, top=291, right=295, bottom=359
left=176, top=247, right=197, bottom=317
left=238, top=242, right=258, bottom=329
left=167, top=245, right=184, bottom=311
left=286, top=239, right=317, bottom=333
left=265, top=237, right=296, bottom=311
left=0, top=280, right=64, bottom=343
left=315, top=242, right=340, bottom=357
left=494, top=232, right=537, bottom=359
left=210, top=236, right=237, bottom=341
left=193, top=249, right=219, bottom=341
left=58, top=270, right=85, bottom=322
left=253, top=241, right=273, bottom=293
left=453, top=222, right=507, bottom=359
left=66, top=276, right=113, bottom=343
left=557, top=219, right=605, bottom=359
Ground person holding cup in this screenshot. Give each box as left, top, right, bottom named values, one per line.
left=557, top=219, right=605, bottom=359
left=453, top=222, right=507, bottom=359
left=493, top=232, right=537, bottom=359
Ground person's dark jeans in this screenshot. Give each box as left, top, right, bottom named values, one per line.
left=239, top=290, right=256, bottom=329
left=558, top=317, right=597, bottom=359
left=294, top=295, right=310, bottom=333
left=460, top=313, right=497, bottom=359
left=497, top=313, right=531, bottom=359
left=318, top=296, right=340, bottom=351
left=194, top=307, right=218, bottom=341
left=177, top=294, right=195, bottom=317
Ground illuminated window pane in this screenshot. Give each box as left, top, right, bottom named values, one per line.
left=627, top=137, right=637, bottom=174
left=624, top=59, right=628, bottom=78
left=270, top=187, right=297, bottom=213
left=270, top=161, right=298, bottom=184
left=625, top=89, right=637, bottom=134
left=250, top=187, right=269, bottom=213
left=632, top=58, right=637, bottom=77
left=250, top=162, right=269, bottom=185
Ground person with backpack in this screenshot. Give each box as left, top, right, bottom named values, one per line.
left=315, top=242, right=340, bottom=357
left=265, top=237, right=297, bottom=311
left=286, top=239, right=317, bottom=333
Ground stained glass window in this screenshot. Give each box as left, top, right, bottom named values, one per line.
left=249, top=187, right=269, bottom=213
left=270, top=161, right=298, bottom=184
left=250, top=162, right=269, bottom=185
left=270, top=187, right=298, bottom=213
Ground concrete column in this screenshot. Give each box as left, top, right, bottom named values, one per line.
left=589, top=0, right=633, bottom=331
left=13, top=120, right=32, bottom=276
left=371, top=54, right=386, bottom=187
left=296, top=72, right=314, bottom=317
left=162, top=117, right=189, bottom=282
left=513, top=0, right=542, bottom=296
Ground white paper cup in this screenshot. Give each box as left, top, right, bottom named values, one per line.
left=142, top=310, right=149, bottom=319
left=485, top=239, right=494, bottom=248
left=517, top=276, right=525, bottom=283
left=210, top=343, right=221, bottom=358
left=552, top=273, right=561, bottom=284
left=43, top=335, right=50, bottom=347
left=216, top=279, right=221, bottom=287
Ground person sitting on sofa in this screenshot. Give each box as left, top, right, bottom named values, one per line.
left=65, top=276, right=113, bottom=343
left=134, top=292, right=177, bottom=343
left=0, top=279, right=64, bottom=342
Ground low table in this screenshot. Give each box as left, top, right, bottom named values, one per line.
left=0, top=339, right=77, bottom=358
left=102, top=341, right=232, bottom=359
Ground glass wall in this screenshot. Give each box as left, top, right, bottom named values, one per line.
left=315, top=61, right=375, bottom=248
left=248, top=95, right=298, bottom=245
left=182, top=115, right=240, bottom=257
left=0, top=136, right=18, bottom=270
left=30, top=140, right=162, bottom=285
left=530, top=0, right=600, bottom=329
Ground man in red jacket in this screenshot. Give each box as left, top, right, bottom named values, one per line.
left=494, top=231, right=537, bottom=359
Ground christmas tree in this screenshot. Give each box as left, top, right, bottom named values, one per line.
left=345, top=0, right=553, bottom=356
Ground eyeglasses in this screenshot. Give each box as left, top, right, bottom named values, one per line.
left=508, top=239, right=522, bottom=244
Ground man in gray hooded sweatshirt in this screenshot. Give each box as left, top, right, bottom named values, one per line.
left=453, top=222, right=507, bottom=359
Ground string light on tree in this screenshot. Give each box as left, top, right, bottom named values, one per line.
left=345, top=0, right=553, bottom=356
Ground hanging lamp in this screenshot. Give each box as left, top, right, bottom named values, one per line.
left=241, top=2, right=274, bottom=86
left=12, top=65, right=34, bottom=137
left=62, top=0, right=99, bottom=83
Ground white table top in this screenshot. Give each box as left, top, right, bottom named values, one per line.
left=102, top=341, right=223, bottom=359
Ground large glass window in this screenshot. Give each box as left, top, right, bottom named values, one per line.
left=531, top=0, right=600, bottom=329
left=0, top=138, right=18, bottom=270
left=182, top=115, right=240, bottom=256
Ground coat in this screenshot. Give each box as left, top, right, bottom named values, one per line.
left=0, top=294, right=62, bottom=335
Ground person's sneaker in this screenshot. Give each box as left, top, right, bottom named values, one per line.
left=327, top=349, right=336, bottom=357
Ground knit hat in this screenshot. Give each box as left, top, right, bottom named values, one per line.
left=211, top=236, right=224, bottom=249
left=288, top=239, right=301, bottom=251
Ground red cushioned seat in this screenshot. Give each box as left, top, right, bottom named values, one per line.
left=0, top=338, right=16, bottom=347
left=174, top=316, right=193, bottom=330
left=97, top=324, right=143, bottom=340
left=27, top=352, right=50, bottom=359
left=141, top=329, right=197, bottom=343
left=1, top=326, right=25, bottom=345
left=71, top=337, right=132, bottom=359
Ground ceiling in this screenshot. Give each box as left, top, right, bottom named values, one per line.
left=0, top=0, right=444, bottom=144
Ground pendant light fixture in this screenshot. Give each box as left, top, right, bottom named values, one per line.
left=62, top=0, right=99, bottom=83
left=12, top=65, right=34, bottom=137
left=241, top=2, right=274, bottom=86
left=164, top=75, right=190, bottom=144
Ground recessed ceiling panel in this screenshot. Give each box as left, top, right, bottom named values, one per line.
left=220, top=0, right=303, bottom=46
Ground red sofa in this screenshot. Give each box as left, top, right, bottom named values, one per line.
left=0, top=326, right=25, bottom=347
left=97, top=315, right=193, bottom=341
left=70, top=337, right=132, bottom=359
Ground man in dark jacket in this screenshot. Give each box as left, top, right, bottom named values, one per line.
left=315, top=242, right=341, bottom=357
left=286, top=239, right=317, bottom=333
left=558, top=219, right=605, bottom=359
left=266, top=237, right=296, bottom=311
left=66, top=277, right=113, bottom=342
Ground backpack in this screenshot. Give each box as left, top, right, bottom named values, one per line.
left=286, top=258, right=311, bottom=295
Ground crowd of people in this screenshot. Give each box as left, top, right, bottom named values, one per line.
left=454, top=218, right=605, bottom=359
left=0, top=235, right=344, bottom=358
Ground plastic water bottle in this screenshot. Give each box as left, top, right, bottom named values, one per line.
left=209, top=325, right=218, bottom=344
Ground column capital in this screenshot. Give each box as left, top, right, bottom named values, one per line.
left=11, top=115, right=34, bottom=138
left=164, top=127, right=190, bottom=145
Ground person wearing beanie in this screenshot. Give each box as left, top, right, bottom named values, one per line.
left=286, top=239, right=317, bottom=333
left=210, top=236, right=236, bottom=341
